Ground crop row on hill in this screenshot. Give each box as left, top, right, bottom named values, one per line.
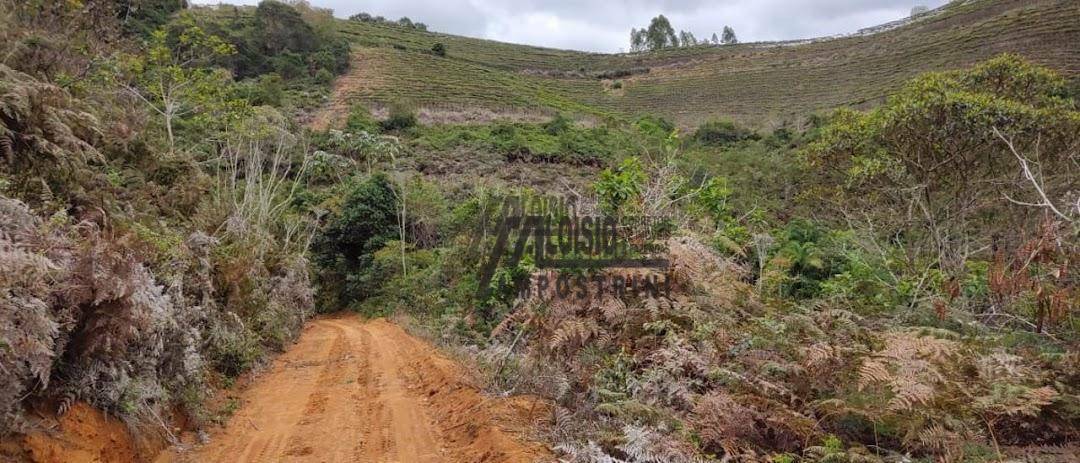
left=315, top=0, right=1080, bottom=128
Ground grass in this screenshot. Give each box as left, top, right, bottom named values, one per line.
left=264, top=0, right=1080, bottom=129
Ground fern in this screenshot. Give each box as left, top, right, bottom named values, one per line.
left=618, top=425, right=705, bottom=463
left=555, top=441, right=628, bottom=463
left=975, top=384, right=1059, bottom=418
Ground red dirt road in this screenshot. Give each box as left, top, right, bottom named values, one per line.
left=161, top=317, right=550, bottom=463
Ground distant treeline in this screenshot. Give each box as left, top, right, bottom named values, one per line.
left=348, top=12, right=428, bottom=31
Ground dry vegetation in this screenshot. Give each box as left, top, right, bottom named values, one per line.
left=0, top=0, right=334, bottom=452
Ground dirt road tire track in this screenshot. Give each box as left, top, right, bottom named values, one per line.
left=161, top=317, right=549, bottom=463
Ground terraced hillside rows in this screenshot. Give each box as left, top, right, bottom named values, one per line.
left=307, top=0, right=1080, bottom=128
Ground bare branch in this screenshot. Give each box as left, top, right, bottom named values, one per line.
left=992, top=127, right=1074, bottom=222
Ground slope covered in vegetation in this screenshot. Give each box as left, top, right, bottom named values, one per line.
left=308, top=0, right=1080, bottom=128
left=301, top=55, right=1079, bottom=462
left=0, top=0, right=346, bottom=454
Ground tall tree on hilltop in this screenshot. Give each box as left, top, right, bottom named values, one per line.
left=630, top=28, right=646, bottom=52
left=721, top=25, right=738, bottom=44
left=645, top=15, right=679, bottom=50
left=679, top=30, right=697, bottom=47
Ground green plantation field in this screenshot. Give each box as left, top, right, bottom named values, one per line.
left=298, top=0, right=1080, bottom=128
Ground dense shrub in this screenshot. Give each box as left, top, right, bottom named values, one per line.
left=760, top=219, right=848, bottom=299
left=0, top=196, right=309, bottom=431
left=252, top=1, right=316, bottom=56
left=379, top=106, right=418, bottom=132
left=693, top=119, right=759, bottom=146
left=431, top=42, right=446, bottom=57
left=0, top=16, right=318, bottom=432
left=410, top=116, right=663, bottom=165
left=633, top=114, right=675, bottom=140
left=594, top=157, right=646, bottom=212
left=807, top=54, right=1079, bottom=273
left=0, top=64, right=108, bottom=207
left=344, top=104, right=381, bottom=134
left=314, top=68, right=334, bottom=85
left=594, top=67, right=650, bottom=80
left=268, top=51, right=306, bottom=79
left=182, top=1, right=350, bottom=86
left=349, top=12, right=429, bottom=31
left=118, top=0, right=187, bottom=37
left=240, top=73, right=285, bottom=106
left=311, top=174, right=401, bottom=310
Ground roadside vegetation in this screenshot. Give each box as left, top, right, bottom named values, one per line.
left=0, top=0, right=346, bottom=442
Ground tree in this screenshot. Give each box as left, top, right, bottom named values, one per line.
left=122, top=18, right=240, bottom=153
left=721, top=26, right=738, bottom=44
left=348, top=12, right=373, bottom=22
left=806, top=54, right=1079, bottom=272
left=254, top=1, right=317, bottom=55
left=397, top=17, right=413, bottom=28
left=117, top=0, right=188, bottom=37
left=679, top=30, right=697, bottom=47
left=312, top=173, right=400, bottom=306
left=711, top=32, right=719, bottom=45
left=644, top=15, right=679, bottom=50
left=630, top=28, right=645, bottom=52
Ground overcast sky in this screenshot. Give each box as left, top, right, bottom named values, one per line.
left=197, top=0, right=950, bottom=53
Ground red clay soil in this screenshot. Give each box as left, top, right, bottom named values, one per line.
left=10, top=403, right=146, bottom=463
left=157, top=317, right=552, bottom=463
left=5, top=317, right=550, bottom=463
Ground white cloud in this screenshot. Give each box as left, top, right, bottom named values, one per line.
left=194, top=0, right=950, bottom=52
left=482, top=12, right=629, bottom=52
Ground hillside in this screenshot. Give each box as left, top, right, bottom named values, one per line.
left=2, top=1, right=1078, bottom=462
left=308, top=0, right=1080, bottom=128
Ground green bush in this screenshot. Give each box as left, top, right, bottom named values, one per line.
left=314, top=68, right=334, bottom=85
left=311, top=174, right=401, bottom=310
left=693, top=119, right=759, bottom=146
left=253, top=1, right=316, bottom=54
left=633, top=114, right=675, bottom=140
left=594, top=157, right=646, bottom=213
left=805, top=54, right=1080, bottom=273
left=269, top=51, right=306, bottom=79
left=765, top=220, right=848, bottom=299
left=431, top=42, right=447, bottom=57
left=119, top=0, right=186, bottom=37
left=543, top=113, right=573, bottom=135
left=411, top=120, right=635, bottom=165
left=380, top=106, right=418, bottom=131
left=345, top=104, right=381, bottom=134
left=179, top=1, right=348, bottom=87
left=243, top=73, right=285, bottom=106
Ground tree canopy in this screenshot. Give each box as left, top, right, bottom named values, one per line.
left=721, top=25, right=738, bottom=44
left=806, top=54, right=1079, bottom=271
